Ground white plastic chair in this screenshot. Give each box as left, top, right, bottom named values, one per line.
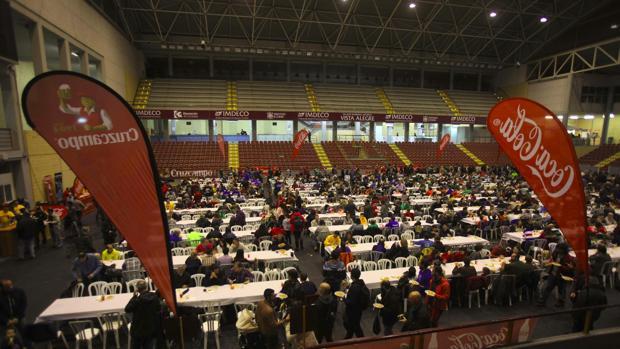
left=72, top=282, right=84, bottom=297
left=191, top=273, right=206, bottom=287
left=346, top=261, right=361, bottom=272
left=203, top=227, right=215, bottom=234
left=265, top=269, right=283, bottom=281
left=231, top=225, right=243, bottom=232
left=126, top=279, right=144, bottom=293
left=199, top=312, right=222, bottom=349
left=234, top=302, right=256, bottom=314
left=401, top=232, right=413, bottom=241
left=69, top=320, right=100, bottom=349
left=171, top=247, right=186, bottom=256
left=106, top=282, right=123, bottom=295
left=406, top=255, right=418, bottom=266
left=362, top=235, right=373, bottom=243
left=480, top=249, right=491, bottom=258
left=219, top=225, right=228, bottom=233
left=260, top=240, right=272, bottom=251
left=387, top=234, right=399, bottom=241
left=88, top=281, right=109, bottom=296
left=281, top=267, right=297, bottom=279
left=246, top=243, right=258, bottom=252
left=97, top=312, right=124, bottom=349
left=395, top=257, right=407, bottom=268
left=181, top=214, right=191, bottom=220
left=377, top=259, right=393, bottom=270
left=363, top=261, right=377, bottom=271
left=373, top=235, right=383, bottom=243
left=251, top=271, right=265, bottom=282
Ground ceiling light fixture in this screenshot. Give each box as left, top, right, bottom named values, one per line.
left=584, top=114, right=594, bottom=119
left=610, top=113, right=615, bottom=118
left=557, top=115, right=564, bottom=120
left=569, top=115, right=579, bottom=120
left=71, top=52, right=79, bottom=57
left=409, top=2, right=416, bottom=9
left=544, top=115, right=553, bottom=119
left=540, top=17, right=548, bottom=23
left=489, top=11, right=497, bottom=18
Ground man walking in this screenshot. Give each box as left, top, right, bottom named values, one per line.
left=344, top=268, right=369, bottom=339
left=124, top=280, right=162, bottom=349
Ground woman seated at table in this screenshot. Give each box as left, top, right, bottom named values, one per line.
left=372, top=238, right=387, bottom=253
left=342, top=232, right=355, bottom=245
left=203, top=264, right=227, bottom=286
left=416, top=260, right=432, bottom=291
left=270, top=222, right=285, bottom=237
left=335, top=241, right=354, bottom=266
left=227, top=262, right=254, bottom=283
left=366, top=220, right=382, bottom=236
left=272, top=234, right=291, bottom=251
left=387, top=238, right=409, bottom=260
left=233, top=249, right=252, bottom=267
left=350, top=218, right=365, bottom=236
left=185, top=252, right=202, bottom=276
left=324, top=231, right=341, bottom=249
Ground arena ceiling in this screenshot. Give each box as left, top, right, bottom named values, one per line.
left=93, top=0, right=614, bottom=68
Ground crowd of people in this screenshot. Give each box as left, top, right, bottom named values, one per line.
left=3, top=164, right=620, bottom=347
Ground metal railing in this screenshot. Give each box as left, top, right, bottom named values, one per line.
left=310, top=303, right=620, bottom=349
left=0, top=128, right=14, bottom=150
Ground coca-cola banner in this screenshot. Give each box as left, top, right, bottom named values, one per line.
left=22, top=71, right=177, bottom=313
left=437, top=133, right=451, bottom=158
left=291, top=129, right=309, bottom=160
left=487, top=98, right=588, bottom=274
left=134, top=108, right=487, bottom=124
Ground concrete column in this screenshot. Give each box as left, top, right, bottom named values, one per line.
left=321, top=121, right=327, bottom=141
left=369, top=121, right=375, bottom=141
left=81, top=52, right=89, bottom=75
left=31, top=22, right=47, bottom=74
left=388, top=66, right=394, bottom=87
left=286, top=60, right=291, bottom=82
left=449, top=69, right=454, bottom=90
left=248, top=58, right=253, bottom=81
left=59, top=39, right=71, bottom=70
left=167, top=54, right=173, bottom=77
left=602, top=87, right=615, bottom=144
left=356, top=64, right=361, bottom=85
left=469, top=124, right=475, bottom=142
left=209, top=56, right=214, bottom=78
left=477, top=72, right=483, bottom=91
left=404, top=123, right=410, bottom=142
left=293, top=120, right=299, bottom=134
left=354, top=122, right=361, bottom=140
left=208, top=120, right=214, bottom=141
left=163, top=119, right=170, bottom=141
left=420, top=69, right=425, bottom=88
left=332, top=121, right=338, bottom=141
left=251, top=120, right=257, bottom=141
left=437, top=123, right=443, bottom=141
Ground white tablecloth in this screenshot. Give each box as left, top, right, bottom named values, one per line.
left=325, top=235, right=488, bottom=255
left=174, top=216, right=262, bottom=227
left=502, top=231, right=543, bottom=244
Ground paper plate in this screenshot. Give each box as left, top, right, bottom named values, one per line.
left=425, top=290, right=436, bottom=297
left=550, top=262, right=561, bottom=267
left=276, top=293, right=288, bottom=299
left=334, top=291, right=346, bottom=298
left=373, top=303, right=385, bottom=309
left=410, top=280, right=419, bottom=286
left=560, top=275, right=574, bottom=282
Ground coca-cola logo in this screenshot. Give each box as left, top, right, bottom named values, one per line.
left=293, top=131, right=307, bottom=148
left=447, top=327, right=508, bottom=349
left=491, top=104, right=574, bottom=198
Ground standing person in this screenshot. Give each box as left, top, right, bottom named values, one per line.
left=71, top=252, right=103, bottom=286
left=45, top=208, right=62, bottom=248
left=343, top=268, right=369, bottom=339
left=290, top=210, right=306, bottom=251
left=378, top=280, right=401, bottom=335
left=0, top=279, right=27, bottom=333
left=427, top=267, right=450, bottom=327
left=256, top=289, right=283, bottom=349
left=314, top=283, right=337, bottom=343
left=15, top=212, right=37, bottom=260
left=32, top=203, right=47, bottom=250
left=537, top=243, right=574, bottom=307
left=400, top=291, right=431, bottom=332
left=570, top=275, right=607, bottom=332
left=322, top=251, right=346, bottom=293
left=124, top=280, right=162, bottom=349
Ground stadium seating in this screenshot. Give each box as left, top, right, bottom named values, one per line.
left=579, top=144, right=620, bottom=166
left=146, top=79, right=227, bottom=109
left=446, top=90, right=500, bottom=116
left=397, top=142, right=476, bottom=167
left=312, top=84, right=386, bottom=113
left=236, top=81, right=309, bottom=111
left=383, top=87, right=451, bottom=115
left=461, top=142, right=511, bottom=166
left=237, top=141, right=321, bottom=170
left=152, top=141, right=228, bottom=171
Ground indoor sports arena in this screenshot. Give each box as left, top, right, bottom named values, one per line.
left=1, top=0, right=620, bottom=348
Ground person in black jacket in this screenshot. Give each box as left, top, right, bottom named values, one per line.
left=16, top=213, right=38, bottom=260
left=314, top=282, right=337, bottom=343
left=344, top=268, right=367, bottom=339
left=571, top=275, right=607, bottom=332
left=0, top=279, right=27, bottom=332
left=401, top=291, right=431, bottom=332
left=124, top=280, right=162, bottom=349
left=379, top=280, right=401, bottom=335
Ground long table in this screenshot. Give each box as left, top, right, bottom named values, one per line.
left=361, top=256, right=524, bottom=289
left=308, top=220, right=439, bottom=234
left=174, top=216, right=263, bottom=227
left=102, top=250, right=298, bottom=270
left=324, top=235, right=489, bottom=255
left=37, top=280, right=284, bottom=322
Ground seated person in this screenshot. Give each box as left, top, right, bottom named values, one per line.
left=387, top=238, right=410, bottom=260
left=185, top=252, right=203, bottom=275
left=229, top=238, right=246, bottom=255
left=203, top=264, right=226, bottom=286
left=186, top=229, right=203, bottom=246
left=452, top=257, right=477, bottom=279
left=342, top=232, right=355, bottom=245
left=206, top=228, right=223, bottom=240
left=433, top=237, right=446, bottom=254
left=350, top=218, right=365, bottom=236
left=200, top=249, right=217, bottom=269
left=217, top=246, right=234, bottom=266
left=270, top=222, right=285, bottom=237
left=270, top=234, right=290, bottom=251
left=226, top=262, right=254, bottom=283
left=233, top=249, right=251, bottom=267
left=323, top=231, right=341, bottom=249
left=101, top=244, right=122, bottom=260
left=372, top=238, right=387, bottom=253
left=195, top=238, right=214, bottom=255
left=72, top=252, right=103, bottom=284
left=414, top=233, right=434, bottom=248
left=366, top=220, right=382, bottom=236
left=335, top=241, right=354, bottom=266
left=168, top=230, right=182, bottom=246
left=469, top=245, right=484, bottom=260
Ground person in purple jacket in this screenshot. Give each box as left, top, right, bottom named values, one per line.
left=416, top=260, right=433, bottom=291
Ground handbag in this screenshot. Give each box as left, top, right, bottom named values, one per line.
left=372, top=313, right=382, bottom=335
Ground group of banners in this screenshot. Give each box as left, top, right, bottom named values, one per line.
left=22, top=71, right=589, bottom=315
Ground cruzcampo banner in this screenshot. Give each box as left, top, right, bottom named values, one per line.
left=291, top=129, right=309, bottom=160
left=21, top=71, right=177, bottom=313
left=437, top=133, right=451, bottom=158
left=487, top=98, right=588, bottom=274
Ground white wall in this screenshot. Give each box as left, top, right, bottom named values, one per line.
left=526, top=77, right=572, bottom=115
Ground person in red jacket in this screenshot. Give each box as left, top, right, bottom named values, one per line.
left=269, top=223, right=284, bottom=237
left=427, top=267, right=450, bottom=327
left=289, top=210, right=306, bottom=251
